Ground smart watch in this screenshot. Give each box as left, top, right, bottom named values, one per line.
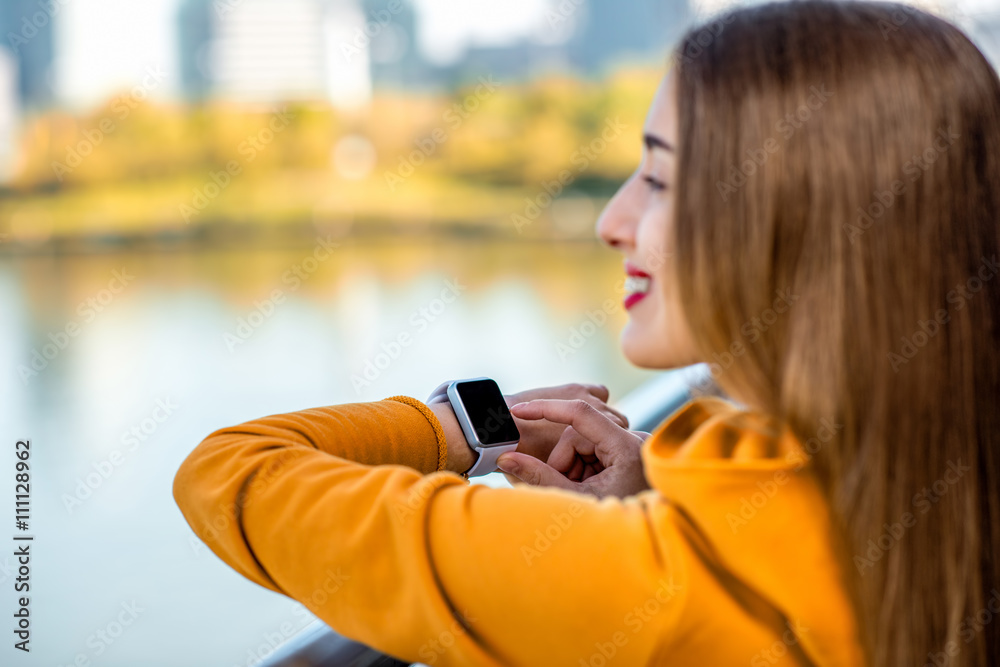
left=426, top=377, right=520, bottom=478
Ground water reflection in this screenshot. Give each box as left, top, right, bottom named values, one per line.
left=0, top=238, right=657, bottom=666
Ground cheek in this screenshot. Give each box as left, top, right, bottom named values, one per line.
left=644, top=210, right=695, bottom=345
left=635, top=201, right=673, bottom=272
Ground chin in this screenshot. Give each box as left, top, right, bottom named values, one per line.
left=621, top=327, right=671, bottom=369
left=621, top=321, right=698, bottom=370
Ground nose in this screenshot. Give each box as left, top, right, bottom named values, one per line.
left=595, top=176, right=638, bottom=251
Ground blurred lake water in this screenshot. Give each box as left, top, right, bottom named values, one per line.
left=0, top=238, right=658, bottom=667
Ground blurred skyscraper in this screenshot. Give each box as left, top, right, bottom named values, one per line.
left=566, top=0, right=691, bottom=75
left=0, top=0, right=56, bottom=110
left=360, top=0, right=433, bottom=90
left=0, top=48, right=19, bottom=182
left=178, top=0, right=693, bottom=99
left=178, top=0, right=371, bottom=108
left=420, top=0, right=692, bottom=88
left=178, top=0, right=214, bottom=101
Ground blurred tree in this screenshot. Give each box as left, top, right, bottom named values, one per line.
left=1, top=66, right=662, bottom=243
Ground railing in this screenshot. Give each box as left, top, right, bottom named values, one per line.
left=254, top=621, right=411, bottom=667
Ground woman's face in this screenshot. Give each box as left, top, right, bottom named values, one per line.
left=596, top=72, right=701, bottom=369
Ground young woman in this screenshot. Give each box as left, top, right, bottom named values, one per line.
left=174, top=1, right=1000, bottom=665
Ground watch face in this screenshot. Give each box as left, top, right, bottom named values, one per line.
left=454, top=379, right=520, bottom=446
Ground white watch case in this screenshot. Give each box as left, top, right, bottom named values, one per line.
left=426, top=377, right=519, bottom=477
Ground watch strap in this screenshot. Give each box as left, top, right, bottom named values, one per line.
left=426, top=380, right=452, bottom=404
left=465, top=442, right=519, bottom=477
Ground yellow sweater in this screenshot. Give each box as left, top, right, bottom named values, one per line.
left=173, top=395, right=863, bottom=666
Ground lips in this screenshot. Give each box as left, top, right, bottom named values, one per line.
left=624, top=261, right=651, bottom=310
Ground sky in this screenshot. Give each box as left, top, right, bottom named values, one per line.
left=45, top=0, right=1000, bottom=109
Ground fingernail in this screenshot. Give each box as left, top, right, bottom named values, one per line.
left=509, top=402, right=528, bottom=411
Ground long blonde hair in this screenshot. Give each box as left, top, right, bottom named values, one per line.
left=671, top=2, right=1000, bottom=664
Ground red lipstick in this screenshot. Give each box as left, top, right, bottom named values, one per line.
left=623, top=261, right=652, bottom=310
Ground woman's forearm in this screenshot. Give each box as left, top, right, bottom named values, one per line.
left=173, top=396, right=468, bottom=585
left=428, top=401, right=479, bottom=475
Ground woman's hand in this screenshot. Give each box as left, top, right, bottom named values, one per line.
left=429, top=381, right=627, bottom=476
left=504, top=383, right=629, bottom=465
left=496, top=399, right=652, bottom=499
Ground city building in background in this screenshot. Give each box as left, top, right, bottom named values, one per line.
left=0, top=0, right=56, bottom=182
left=0, top=0, right=994, bottom=116
left=0, top=48, right=18, bottom=182
left=361, top=0, right=435, bottom=91
left=0, top=0, right=56, bottom=110
left=175, top=0, right=693, bottom=103
left=366, top=0, right=691, bottom=90
left=179, top=0, right=371, bottom=108
left=566, top=0, right=690, bottom=76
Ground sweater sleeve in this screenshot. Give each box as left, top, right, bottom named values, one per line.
left=173, top=397, right=689, bottom=666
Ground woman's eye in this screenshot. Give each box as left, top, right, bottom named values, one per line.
left=642, top=174, right=667, bottom=191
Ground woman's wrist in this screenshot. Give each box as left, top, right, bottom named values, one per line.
left=428, top=401, right=478, bottom=475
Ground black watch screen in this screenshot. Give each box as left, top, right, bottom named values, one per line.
left=454, top=379, right=521, bottom=446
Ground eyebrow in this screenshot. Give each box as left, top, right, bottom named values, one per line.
left=643, top=133, right=675, bottom=153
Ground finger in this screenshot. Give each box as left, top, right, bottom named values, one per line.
left=496, top=452, right=578, bottom=491
left=546, top=439, right=575, bottom=474
left=546, top=427, right=595, bottom=472
left=510, top=399, right=623, bottom=448
left=578, top=385, right=629, bottom=428
left=583, top=383, right=610, bottom=402
left=596, top=407, right=628, bottom=430
left=500, top=471, right=522, bottom=487
left=600, top=405, right=630, bottom=429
